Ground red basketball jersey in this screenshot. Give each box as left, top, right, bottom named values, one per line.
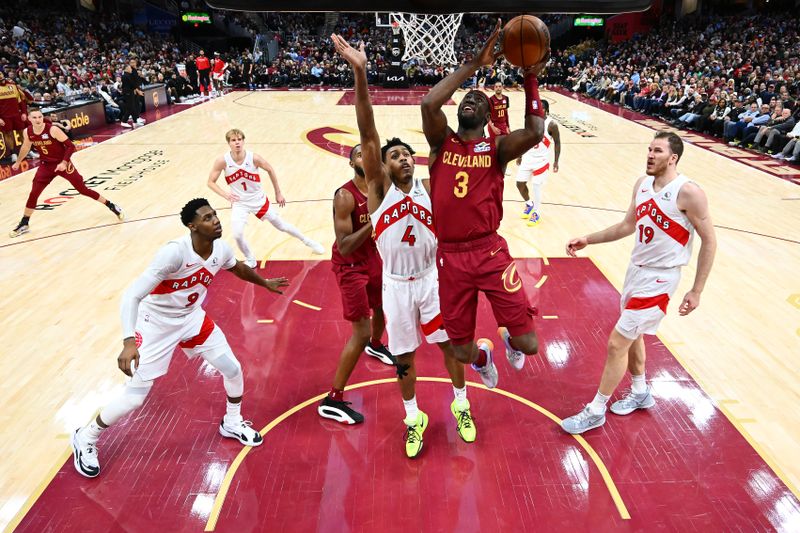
left=430, top=131, right=505, bottom=243
left=27, top=122, right=68, bottom=164
left=331, top=179, right=378, bottom=265
left=489, top=94, right=510, bottom=131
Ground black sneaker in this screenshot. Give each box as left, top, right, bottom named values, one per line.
left=317, top=396, right=364, bottom=424
left=108, top=202, right=124, bottom=221
left=365, top=343, right=395, bottom=366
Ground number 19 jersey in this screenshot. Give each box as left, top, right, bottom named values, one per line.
left=372, top=179, right=436, bottom=278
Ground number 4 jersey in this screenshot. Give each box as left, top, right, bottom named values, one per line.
left=372, top=179, right=437, bottom=278
left=631, top=174, right=695, bottom=268
left=122, top=235, right=237, bottom=337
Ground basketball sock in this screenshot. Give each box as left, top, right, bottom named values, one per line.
left=17, top=215, right=30, bottom=228
left=474, top=344, right=488, bottom=367
left=588, top=391, right=610, bottom=415
left=525, top=200, right=534, bottom=207
left=533, top=184, right=542, bottom=212
left=80, top=421, right=104, bottom=445
left=403, top=395, right=419, bottom=424
left=225, top=400, right=242, bottom=424
left=329, top=387, right=344, bottom=402
left=453, top=386, right=468, bottom=409
left=631, top=373, right=647, bottom=394
left=369, top=337, right=382, bottom=348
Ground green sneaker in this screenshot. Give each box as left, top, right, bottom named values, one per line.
left=451, top=399, right=476, bottom=443
left=403, top=410, right=428, bottom=458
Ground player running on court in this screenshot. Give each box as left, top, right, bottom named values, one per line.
left=561, top=132, right=716, bottom=434
left=9, top=109, right=123, bottom=238
left=207, top=129, right=324, bottom=267
left=71, top=198, right=289, bottom=477
left=516, top=100, right=560, bottom=226
left=332, top=34, right=476, bottom=458
left=421, top=21, right=549, bottom=389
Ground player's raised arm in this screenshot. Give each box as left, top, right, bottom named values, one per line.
left=333, top=187, right=373, bottom=256
left=566, top=177, right=643, bottom=256
left=331, top=34, right=388, bottom=211
left=421, top=20, right=502, bottom=156
left=253, top=153, right=285, bottom=206
left=495, top=58, right=549, bottom=167
left=677, top=183, right=716, bottom=315
left=207, top=156, right=238, bottom=203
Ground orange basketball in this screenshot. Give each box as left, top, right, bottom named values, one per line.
left=501, top=15, right=550, bottom=68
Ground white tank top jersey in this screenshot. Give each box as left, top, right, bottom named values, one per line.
left=372, top=179, right=437, bottom=278
left=520, top=117, right=554, bottom=168
left=630, top=174, right=696, bottom=268
left=224, top=150, right=264, bottom=204
left=141, top=235, right=237, bottom=317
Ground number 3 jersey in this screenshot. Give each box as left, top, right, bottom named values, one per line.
left=372, top=179, right=437, bottom=278
left=121, top=235, right=237, bottom=337
left=631, top=174, right=695, bottom=268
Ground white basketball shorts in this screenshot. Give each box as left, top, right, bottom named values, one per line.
left=134, top=306, right=231, bottom=380
left=615, top=263, right=682, bottom=340
left=383, top=266, right=449, bottom=355
left=231, top=195, right=273, bottom=225
left=516, top=159, right=550, bottom=185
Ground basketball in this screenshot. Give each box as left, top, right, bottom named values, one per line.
left=501, top=15, right=550, bottom=68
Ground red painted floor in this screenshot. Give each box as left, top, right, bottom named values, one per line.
left=17, top=258, right=800, bottom=531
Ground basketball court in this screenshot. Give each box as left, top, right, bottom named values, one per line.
left=1, top=85, right=799, bottom=531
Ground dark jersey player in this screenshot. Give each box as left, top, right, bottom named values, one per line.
left=488, top=82, right=510, bottom=137
left=317, top=144, right=394, bottom=425
left=421, top=20, right=550, bottom=388
left=9, top=109, right=123, bottom=238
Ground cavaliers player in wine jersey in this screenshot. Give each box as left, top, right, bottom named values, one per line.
left=561, top=132, right=716, bottom=434
left=71, top=198, right=289, bottom=477
left=488, top=82, right=510, bottom=138
left=316, top=142, right=394, bottom=426
left=8, top=109, right=123, bottom=238
left=421, top=21, right=549, bottom=389
left=332, top=34, right=476, bottom=456
left=207, top=128, right=324, bottom=266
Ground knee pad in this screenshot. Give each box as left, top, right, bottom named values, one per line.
left=205, top=351, right=244, bottom=397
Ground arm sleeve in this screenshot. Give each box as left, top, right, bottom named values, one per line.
left=120, top=243, right=183, bottom=338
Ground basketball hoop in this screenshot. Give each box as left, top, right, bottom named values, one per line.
left=389, top=12, right=464, bottom=65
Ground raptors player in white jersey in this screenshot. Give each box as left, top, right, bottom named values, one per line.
left=71, top=198, right=289, bottom=477
left=208, top=129, right=324, bottom=267
left=561, top=131, right=716, bottom=434
left=333, top=34, right=475, bottom=458
left=515, top=100, right=560, bottom=226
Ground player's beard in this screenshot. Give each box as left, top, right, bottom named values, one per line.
left=457, top=112, right=484, bottom=130
left=353, top=165, right=365, bottom=177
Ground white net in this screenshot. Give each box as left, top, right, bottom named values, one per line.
left=389, top=12, right=464, bottom=66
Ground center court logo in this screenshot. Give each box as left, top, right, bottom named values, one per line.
left=501, top=263, right=522, bottom=293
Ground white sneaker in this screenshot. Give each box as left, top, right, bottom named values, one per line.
left=71, top=428, right=100, bottom=478
left=771, top=153, right=786, bottom=160
left=10, top=153, right=17, bottom=163
left=498, top=326, right=525, bottom=370
left=219, top=417, right=263, bottom=446
left=120, top=121, right=132, bottom=128
left=471, top=339, right=498, bottom=388
left=305, top=239, right=325, bottom=255
left=244, top=258, right=257, bottom=268
left=609, top=388, right=656, bottom=415
left=136, top=118, right=146, bottom=125
left=561, top=405, right=606, bottom=434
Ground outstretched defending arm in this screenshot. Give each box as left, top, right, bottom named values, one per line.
left=566, top=177, right=644, bottom=256
left=421, top=20, right=503, bottom=158
left=331, top=34, right=388, bottom=213
left=227, top=261, right=289, bottom=293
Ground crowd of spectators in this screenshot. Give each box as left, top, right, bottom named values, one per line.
left=3, top=8, right=800, bottom=165
left=556, top=14, right=800, bottom=165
